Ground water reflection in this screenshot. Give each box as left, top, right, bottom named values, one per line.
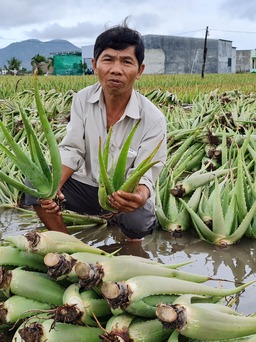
left=1, top=208, right=256, bottom=314
left=0, top=208, right=38, bottom=237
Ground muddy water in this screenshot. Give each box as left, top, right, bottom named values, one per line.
left=1, top=207, right=256, bottom=315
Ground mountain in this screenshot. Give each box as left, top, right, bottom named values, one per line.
left=0, top=39, right=81, bottom=70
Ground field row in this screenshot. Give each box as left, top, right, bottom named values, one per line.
left=1, top=73, right=256, bottom=103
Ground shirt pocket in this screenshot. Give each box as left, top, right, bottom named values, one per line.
left=125, top=148, right=138, bottom=170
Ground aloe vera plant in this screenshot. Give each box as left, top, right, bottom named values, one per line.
left=98, top=119, right=163, bottom=212
left=180, top=147, right=256, bottom=246
left=101, top=275, right=255, bottom=314
left=156, top=294, right=256, bottom=340
left=0, top=73, right=61, bottom=199
left=156, top=173, right=202, bottom=235
left=102, top=313, right=173, bottom=342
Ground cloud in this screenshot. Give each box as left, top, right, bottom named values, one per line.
left=221, top=0, right=256, bottom=20
left=132, top=13, right=161, bottom=32
left=23, top=12, right=165, bottom=45
left=0, top=0, right=255, bottom=50
left=26, top=22, right=104, bottom=41
left=0, top=0, right=60, bottom=27
left=0, top=0, right=110, bottom=28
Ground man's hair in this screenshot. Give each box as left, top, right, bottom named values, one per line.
left=94, top=20, right=145, bottom=67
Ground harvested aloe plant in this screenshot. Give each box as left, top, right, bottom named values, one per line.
left=98, top=119, right=163, bottom=212
left=0, top=73, right=62, bottom=199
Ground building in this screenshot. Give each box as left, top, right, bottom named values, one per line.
left=236, top=49, right=256, bottom=73
left=143, top=34, right=235, bottom=74
left=81, top=34, right=237, bottom=75
left=52, top=51, right=83, bottom=75
left=81, top=45, right=94, bottom=74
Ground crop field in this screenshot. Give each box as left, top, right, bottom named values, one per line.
left=1, top=71, right=256, bottom=246
left=1, top=73, right=256, bottom=340
left=1, top=73, right=256, bottom=103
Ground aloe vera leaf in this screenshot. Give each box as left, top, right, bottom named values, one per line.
left=98, top=179, right=117, bottom=212
left=235, top=149, right=248, bottom=223
left=221, top=130, right=228, bottom=166
left=119, top=138, right=163, bottom=193
left=120, top=160, right=160, bottom=193
left=156, top=194, right=179, bottom=232
left=179, top=198, right=221, bottom=244
left=172, top=142, right=202, bottom=173
left=176, top=186, right=202, bottom=231
left=98, top=137, right=115, bottom=196
left=166, top=177, right=180, bottom=220
left=197, top=185, right=212, bottom=224
left=211, top=177, right=226, bottom=235
left=157, top=294, right=256, bottom=341
left=34, top=76, right=62, bottom=198
left=112, top=120, right=141, bottom=190
left=223, top=200, right=256, bottom=245
left=132, top=138, right=163, bottom=174
left=103, top=126, right=113, bottom=170
left=0, top=170, right=50, bottom=198
left=0, top=123, right=51, bottom=194
left=62, top=211, right=107, bottom=225
left=156, top=178, right=175, bottom=231
left=164, top=135, right=196, bottom=169
left=171, top=168, right=229, bottom=198
left=18, top=104, right=52, bottom=183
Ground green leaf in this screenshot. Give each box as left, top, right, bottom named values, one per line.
left=112, top=120, right=141, bottom=190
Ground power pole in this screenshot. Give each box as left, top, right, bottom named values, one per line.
left=201, top=26, right=209, bottom=78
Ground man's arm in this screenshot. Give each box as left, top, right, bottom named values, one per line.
left=59, top=165, right=75, bottom=189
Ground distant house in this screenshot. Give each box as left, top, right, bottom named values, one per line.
left=52, top=51, right=83, bottom=75
left=142, top=35, right=236, bottom=74
left=81, top=35, right=236, bottom=75
left=236, top=49, right=256, bottom=73
left=81, top=45, right=94, bottom=74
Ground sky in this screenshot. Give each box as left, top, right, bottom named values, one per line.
left=0, top=0, right=256, bottom=50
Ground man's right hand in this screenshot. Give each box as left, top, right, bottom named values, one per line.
left=39, top=189, right=65, bottom=215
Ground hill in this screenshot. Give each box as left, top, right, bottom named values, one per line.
left=0, top=39, right=81, bottom=70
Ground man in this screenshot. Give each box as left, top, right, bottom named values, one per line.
left=27, top=22, right=167, bottom=241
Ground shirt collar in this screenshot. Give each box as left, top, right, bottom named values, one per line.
left=88, top=82, right=141, bottom=120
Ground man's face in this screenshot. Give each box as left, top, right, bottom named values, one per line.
left=92, top=46, right=145, bottom=97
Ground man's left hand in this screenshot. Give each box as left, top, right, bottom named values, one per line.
left=108, top=185, right=150, bottom=213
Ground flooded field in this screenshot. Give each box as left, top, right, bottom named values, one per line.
left=1, top=207, right=256, bottom=316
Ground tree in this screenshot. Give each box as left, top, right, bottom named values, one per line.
left=31, top=54, right=48, bottom=75
left=7, top=57, right=22, bottom=75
